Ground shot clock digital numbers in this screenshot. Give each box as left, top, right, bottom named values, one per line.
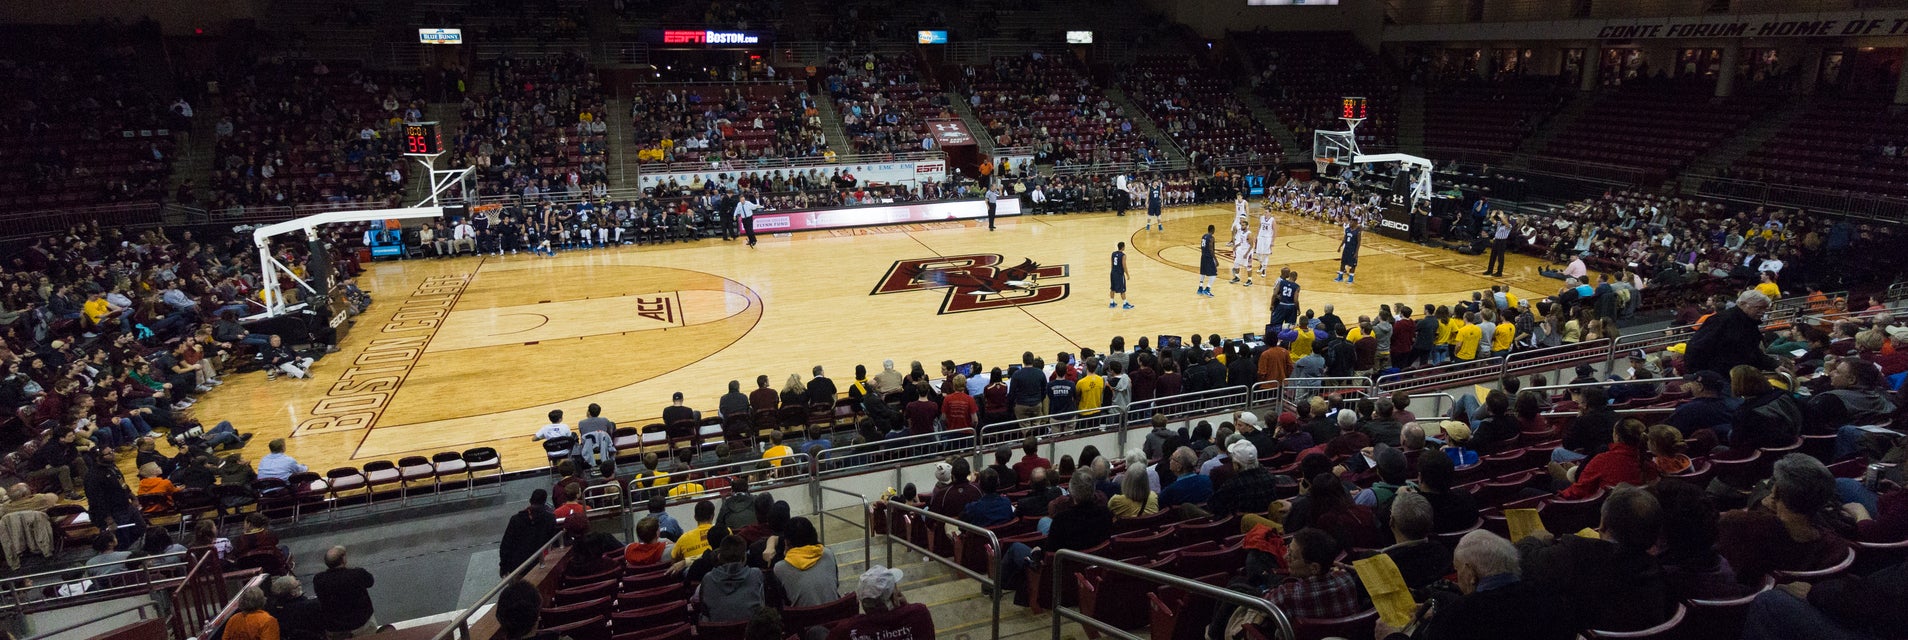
left=1340, top=96, right=1368, bottom=121
left=403, top=121, right=442, bottom=156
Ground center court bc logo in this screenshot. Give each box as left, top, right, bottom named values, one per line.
left=872, top=254, right=1069, bottom=314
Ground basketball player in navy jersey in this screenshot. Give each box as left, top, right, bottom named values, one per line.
left=1109, top=242, right=1132, bottom=309
left=1272, top=269, right=1300, bottom=328
left=1197, top=224, right=1217, bottom=297
left=1335, top=218, right=1363, bottom=283
left=1144, top=180, right=1164, bottom=231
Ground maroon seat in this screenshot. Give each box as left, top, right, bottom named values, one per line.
left=1175, top=515, right=1239, bottom=546
left=1106, top=528, right=1175, bottom=560
left=781, top=593, right=857, bottom=632
left=552, top=579, right=616, bottom=605
left=543, top=615, right=609, bottom=640
left=697, top=618, right=749, bottom=640
left=1667, top=458, right=1714, bottom=487
left=1772, top=545, right=1856, bottom=583
left=1431, top=518, right=1483, bottom=549
left=539, top=595, right=611, bottom=627
left=1541, top=487, right=1606, bottom=534
left=622, top=623, right=691, bottom=640
left=1682, top=577, right=1774, bottom=640
left=1146, top=578, right=1224, bottom=640
left=1027, top=540, right=1108, bottom=613
left=1583, top=603, right=1686, bottom=639
left=1291, top=608, right=1378, bottom=640
left=1853, top=537, right=1908, bottom=574
left=1112, top=509, right=1176, bottom=536
left=610, top=600, right=691, bottom=630
left=397, top=455, right=436, bottom=502
left=1077, top=558, right=1174, bottom=636
left=615, top=581, right=684, bottom=605
left=620, top=568, right=675, bottom=591
left=562, top=566, right=620, bottom=589
left=1171, top=543, right=1245, bottom=579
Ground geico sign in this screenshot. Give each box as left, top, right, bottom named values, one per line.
left=662, top=30, right=761, bottom=44
left=1379, top=218, right=1410, bottom=232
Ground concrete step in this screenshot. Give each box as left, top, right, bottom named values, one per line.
left=1236, top=88, right=1301, bottom=159
left=814, top=98, right=853, bottom=158
left=1509, top=90, right=1599, bottom=167
left=945, top=91, right=997, bottom=154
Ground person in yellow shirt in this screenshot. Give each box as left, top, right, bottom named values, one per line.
left=1432, top=306, right=1456, bottom=363
left=1453, top=313, right=1483, bottom=361
left=1346, top=322, right=1367, bottom=346
left=1491, top=312, right=1517, bottom=354
left=670, top=501, right=717, bottom=563
left=81, top=292, right=112, bottom=327
left=1289, top=325, right=1317, bottom=363
left=1075, top=366, right=1105, bottom=416
left=1755, top=271, right=1781, bottom=300
left=761, top=430, right=794, bottom=466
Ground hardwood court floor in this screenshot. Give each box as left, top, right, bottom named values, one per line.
left=187, top=205, right=1562, bottom=474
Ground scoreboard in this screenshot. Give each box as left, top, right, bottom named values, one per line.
left=1340, top=96, right=1368, bottom=121
left=403, top=121, right=443, bottom=156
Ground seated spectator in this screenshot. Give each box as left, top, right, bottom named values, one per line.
left=1158, top=447, right=1213, bottom=508
left=670, top=501, right=718, bottom=565
left=927, top=458, right=981, bottom=519
left=1413, top=448, right=1480, bottom=533
left=772, top=517, right=839, bottom=608
left=268, top=575, right=326, bottom=640
left=699, top=536, right=765, bottom=622
left=1652, top=479, right=1742, bottom=600
left=1719, top=454, right=1855, bottom=583
left=623, top=516, right=671, bottom=567
left=1729, top=365, right=1802, bottom=451
left=2, top=484, right=59, bottom=514
left=829, top=565, right=935, bottom=640
left=221, top=586, right=279, bottom=640
left=1011, top=435, right=1050, bottom=485
left=1014, top=469, right=1061, bottom=518
left=1557, top=386, right=1618, bottom=462
left=1516, top=485, right=1670, bottom=632
left=1264, top=528, right=1365, bottom=619
left=135, top=462, right=178, bottom=514
left=999, top=472, right=1112, bottom=598
left=83, top=533, right=134, bottom=578
left=959, top=468, right=1015, bottom=527
left=1805, top=359, right=1895, bottom=433
left=1380, top=492, right=1452, bottom=590
left=1549, top=419, right=1657, bottom=500
left=1375, top=531, right=1576, bottom=640
left=1210, top=440, right=1278, bottom=518
left=1108, top=465, right=1159, bottom=518
left=1741, top=561, right=1907, bottom=640
left=1664, top=370, right=1739, bottom=439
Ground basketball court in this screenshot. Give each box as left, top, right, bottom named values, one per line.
left=190, top=205, right=1560, bottom=474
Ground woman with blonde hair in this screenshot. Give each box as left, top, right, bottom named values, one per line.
left=778, top=374, right=807, bottom=408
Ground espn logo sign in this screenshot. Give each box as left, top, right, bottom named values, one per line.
left=661, top=30, right=761, bottom=44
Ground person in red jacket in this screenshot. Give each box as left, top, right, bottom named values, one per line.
left=1391, top=306, right=1418, bottom=368
left=1551, top=418, right=1659, bottom=500
left=941, top=375, right=977, bottom=431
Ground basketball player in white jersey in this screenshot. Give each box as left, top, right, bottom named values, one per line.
left=1228, top=221, right=1253, bottom=286
left=1252, top=209, right=1276, bottom=279
left=1233, top=194, right=1249, bottom=231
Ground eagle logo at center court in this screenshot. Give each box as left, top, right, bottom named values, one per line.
left=872, top=254, right=1070, bottom=314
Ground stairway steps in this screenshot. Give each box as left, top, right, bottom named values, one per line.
left=1105, top=86, right=1189, bottom=166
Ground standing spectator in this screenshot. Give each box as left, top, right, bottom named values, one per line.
left=498, top=490, right=558, bottom=576
left=314, top=546, right=378, bottom=637
left=86, top=449, right=142, bottom=549
left=1685, top=290, right=1776, bottom=377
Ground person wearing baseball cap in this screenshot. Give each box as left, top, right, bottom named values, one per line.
left=1663, top=369, right=1737, bottom=442
left=828, top=564, right=934, bottom=640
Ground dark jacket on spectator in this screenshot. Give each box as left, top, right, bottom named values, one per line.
left=1209, top=466, right=1278, bottom=517
left=1684, top=307, right=1776, bottom=377
left=1516, top=534, right=1670, bottom=632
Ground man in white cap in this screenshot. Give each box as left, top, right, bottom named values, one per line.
left=829, top=564, right=935, bottom=640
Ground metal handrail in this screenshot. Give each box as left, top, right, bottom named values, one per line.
left=1050, top=550, right=1294, bottom=640
left=881, top=501, right=1003, bottom=640
left=433, top=531, right=565, bottom=640
left=197, top=574, right=267, bottom=640
left=817, top=429, right=976, bottom=477
left=1521, top=377, right=1685, bottom=394
left=649, top=452, right=813, bottom=503
left=634, top=151, right=946, bottom=176
left=815, top=485, right=872, bottom=569
left=19, top=602, right=159, bottom=640
left=1538, top=406, right=1681, bottom=419
left=0, top=549, right=196, bottom=616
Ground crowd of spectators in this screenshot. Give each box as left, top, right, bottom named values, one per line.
left=960, top=53, right=1164, bottom=168
left=1120, top=55, right=1285, bottom=171
left=0, top=22, right=181, bottom=213
left=628, top=82, right=829, bottom=165
left=452, top=54, right=610, bottom=201
left=823, top=53, right=956, bottom=156
left=0, top=219, right=390, bottom=578
left=206, top=51, right=419, bottom=212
